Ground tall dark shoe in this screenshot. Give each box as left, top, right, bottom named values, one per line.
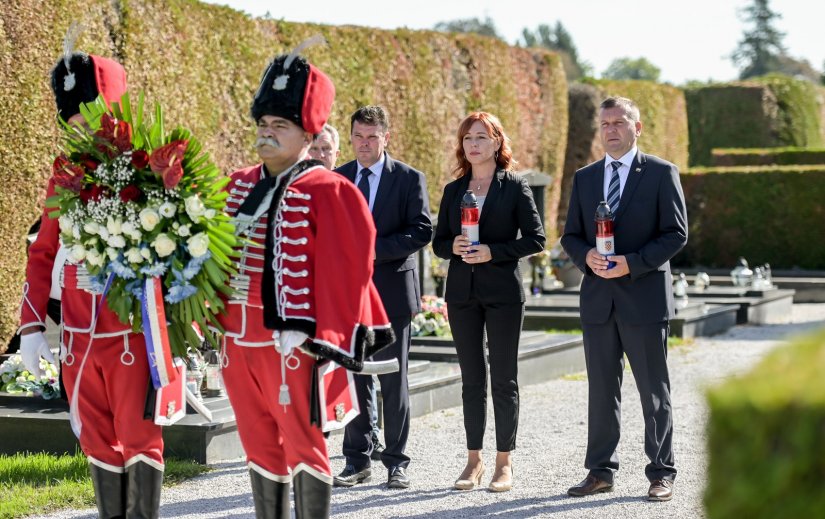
left=567, top=474, right=613, bottom=497
left=293, top=471, right=331, bottom=519
left=370, top=433, right=385, bottom=462
left=89, top=463, right=126, bottom=518
left=249, top=469, right=291, bottom=518
left=333, top=465, right=372, bottom=487
left=125, top=460, right=163, bottom=518
left=648, top=479, right=674, bottom=501
left=387, top=466, right=410, bottom=489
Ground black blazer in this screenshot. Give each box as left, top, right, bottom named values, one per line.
left=336, top=153, right=432, bottom=317
left=433, top=169, right=546, bottom=304
left=560, top=150, right=688, bottom=325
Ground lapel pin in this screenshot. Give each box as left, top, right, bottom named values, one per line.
left=635, top=167, right=641, bottom=172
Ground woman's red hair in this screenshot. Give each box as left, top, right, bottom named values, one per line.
left=452, top=111, right=515, bottom=178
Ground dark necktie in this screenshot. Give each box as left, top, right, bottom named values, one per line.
left=357, top=168, right=371, bottom=204
left=606, top=160, right=622, bottom=212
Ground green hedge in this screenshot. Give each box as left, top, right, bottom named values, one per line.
left=705, top=329, right=825, bottom=518
left=686, top=75, right=825, bottom=166
left=557, top=80, right=688, bottom=234
left=0, top=0, right=567, bottom=349
left=674, top=165, right=825, bottom=269
left=711, top=146, right=825, bottom=166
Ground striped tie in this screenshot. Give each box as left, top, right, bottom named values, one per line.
left=606, top=160, right=622, bottom=212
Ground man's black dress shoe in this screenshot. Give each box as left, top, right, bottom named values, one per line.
left=567, top=474, right=614, bottom=497
left=387, top=466, right=410, bottom=489
left=648, top=479, right=674, bottom=501
left=370, top=436, right=385, bottom=461
left=333, top=465, right=372, bottom=487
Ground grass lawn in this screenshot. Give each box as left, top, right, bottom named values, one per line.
left=0, top=451, right=209, bottom=519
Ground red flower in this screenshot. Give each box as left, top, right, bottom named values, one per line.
left=119, top=185, right=143, bottom=203
left=79, top=184, right=109, bottom=204
left=79, top=154, right=100, bottom=173
left=95, top=113, right=132, bottom=155
left=131, top=150, right=150, bottom=170
left=149, top=140, right=189, bottom=189
left=52, top=155, right=84, bottom=193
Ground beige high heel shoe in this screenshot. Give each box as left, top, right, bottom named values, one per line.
left=454, top=462, right=485, bottom=490
left=488, top=464, right=513, bottom=492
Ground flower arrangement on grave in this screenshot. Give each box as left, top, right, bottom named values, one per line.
left=48, top=93, right=237, bottom=359
left=412, top=295, right=451, bottom=337
left=0, top=354, right=60, bottom=400
left=528, top=248, right=552, bottom=293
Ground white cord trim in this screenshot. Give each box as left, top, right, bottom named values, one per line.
left=284, top=302, right=310, bottom=310
left=281, top=237, right=308, bottom=246
left=285, top=192, right=311, bottom=200
left=19, top=282, right=44, bottom=326
left=235, top=180, right=255, bottom=188
left=283, top=205, right=310, bottom=213
left=282, top=286, right=310, bottom=296
left=280, top=253, right=307, bottom=262
left=283, top=268, right=308, bottom=277
left=281, top=220, right=309, bottom=228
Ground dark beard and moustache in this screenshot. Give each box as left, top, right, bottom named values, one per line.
left=255, top=137, right=280, bottom=149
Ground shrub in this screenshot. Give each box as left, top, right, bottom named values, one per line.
left=705, top=329, right=825, bottom=518
left=711, top=147, right=825, bottom=166
left=675, top=165, right=825, bottom=269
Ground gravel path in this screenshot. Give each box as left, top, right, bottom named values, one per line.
left=36, top=304, right=825, bottom=519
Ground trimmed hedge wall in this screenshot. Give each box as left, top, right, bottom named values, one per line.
left=686, top=75, right=825, bottom=166
left=705, top=329, right=825, bottom=518
left=557, top=80, right=688, bottom=233
left=674, top=165, right=825, bottom=269
left=0, top=0, right=568, bottom=348
left=711, top=147, right=825, bottom=166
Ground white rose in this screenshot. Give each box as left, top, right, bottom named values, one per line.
left=187, top=232, right=210, bottom=258
left=140, top=247, right=152, bottom=260
left=125, top=247, right=144, bottom=264
left=106, top=247, right=119, bottom=261
left=159, top=202, right=177, bottom=218
left=106, top=217, right=123, bottom=236
left=107, top=235, right=126, bottom=249
left=204, top=208, right=216, bottom=220
left=69, top=244, right=86, bottom=263
left=153, top=233, right=177, bottom=257
left=83, top=221, right=100, bottom=235
left=58, top=215, right=73, bottom=233
left=184, top=195, right=206, bottom=221
left=177, top=224, right=191, bottom=237
left=97, top=226, right=110, bottom=241
left=86, top=249, right=104, bottom=267
left=139, top=208, right=161, bottom=231
left=121, top=221, right=142, bottom=241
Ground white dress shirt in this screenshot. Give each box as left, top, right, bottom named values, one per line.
left=355, top=153, right=386, bottom=212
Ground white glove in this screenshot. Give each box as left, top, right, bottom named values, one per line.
left=20, top=332, right=55, bottom=379
left=277, top=330, right=308, bottom=357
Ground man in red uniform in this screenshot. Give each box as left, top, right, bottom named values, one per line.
left=19, top=50, right=165, bottom=518
left=218, top=48, right=394, bottom=518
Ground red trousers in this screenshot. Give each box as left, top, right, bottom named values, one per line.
left=222, top=338, right=331, bottom=483
left=62, top=330, right=164, bottom=471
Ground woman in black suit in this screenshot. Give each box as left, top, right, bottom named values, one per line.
left=433, top=112, right=545, bottom=492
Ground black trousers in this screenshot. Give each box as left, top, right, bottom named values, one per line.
left=582, top=309, right=677, bottom=483
left=343, top=315, right=411, bottom=470
left=448, top=299, right=524, bottom=452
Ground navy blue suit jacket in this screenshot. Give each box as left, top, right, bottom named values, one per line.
left=336, top=153, right=432, bottom=317
left=561, top=150, right=688, bottom=325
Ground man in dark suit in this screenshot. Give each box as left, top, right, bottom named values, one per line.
left=333, top=105, right=432, bottom=489
left=561, top=97, right=687, bottom=502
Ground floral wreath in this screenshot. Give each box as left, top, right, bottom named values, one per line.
left=48, top=93, right=236, bottom=357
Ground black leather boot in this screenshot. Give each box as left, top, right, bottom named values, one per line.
left=249, top=469, right=291, bottom=518
left=125, top=460, right=163, bottom=519
left=293, top=471, right=331, bottom=519
left=89, top=463, right=126, bottom=518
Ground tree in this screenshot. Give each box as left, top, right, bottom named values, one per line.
left=433, top=17, right=504, bottom=40
left=731, top=0, right=786, bottom=79
left=602, top=57, right=661, bottom=82
left=521, top=22, right=591, bottom=81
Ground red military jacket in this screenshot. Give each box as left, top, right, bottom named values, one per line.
left=20, top=177, right=130, bottom=336
left=219, top=160, right=394, bottom=370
